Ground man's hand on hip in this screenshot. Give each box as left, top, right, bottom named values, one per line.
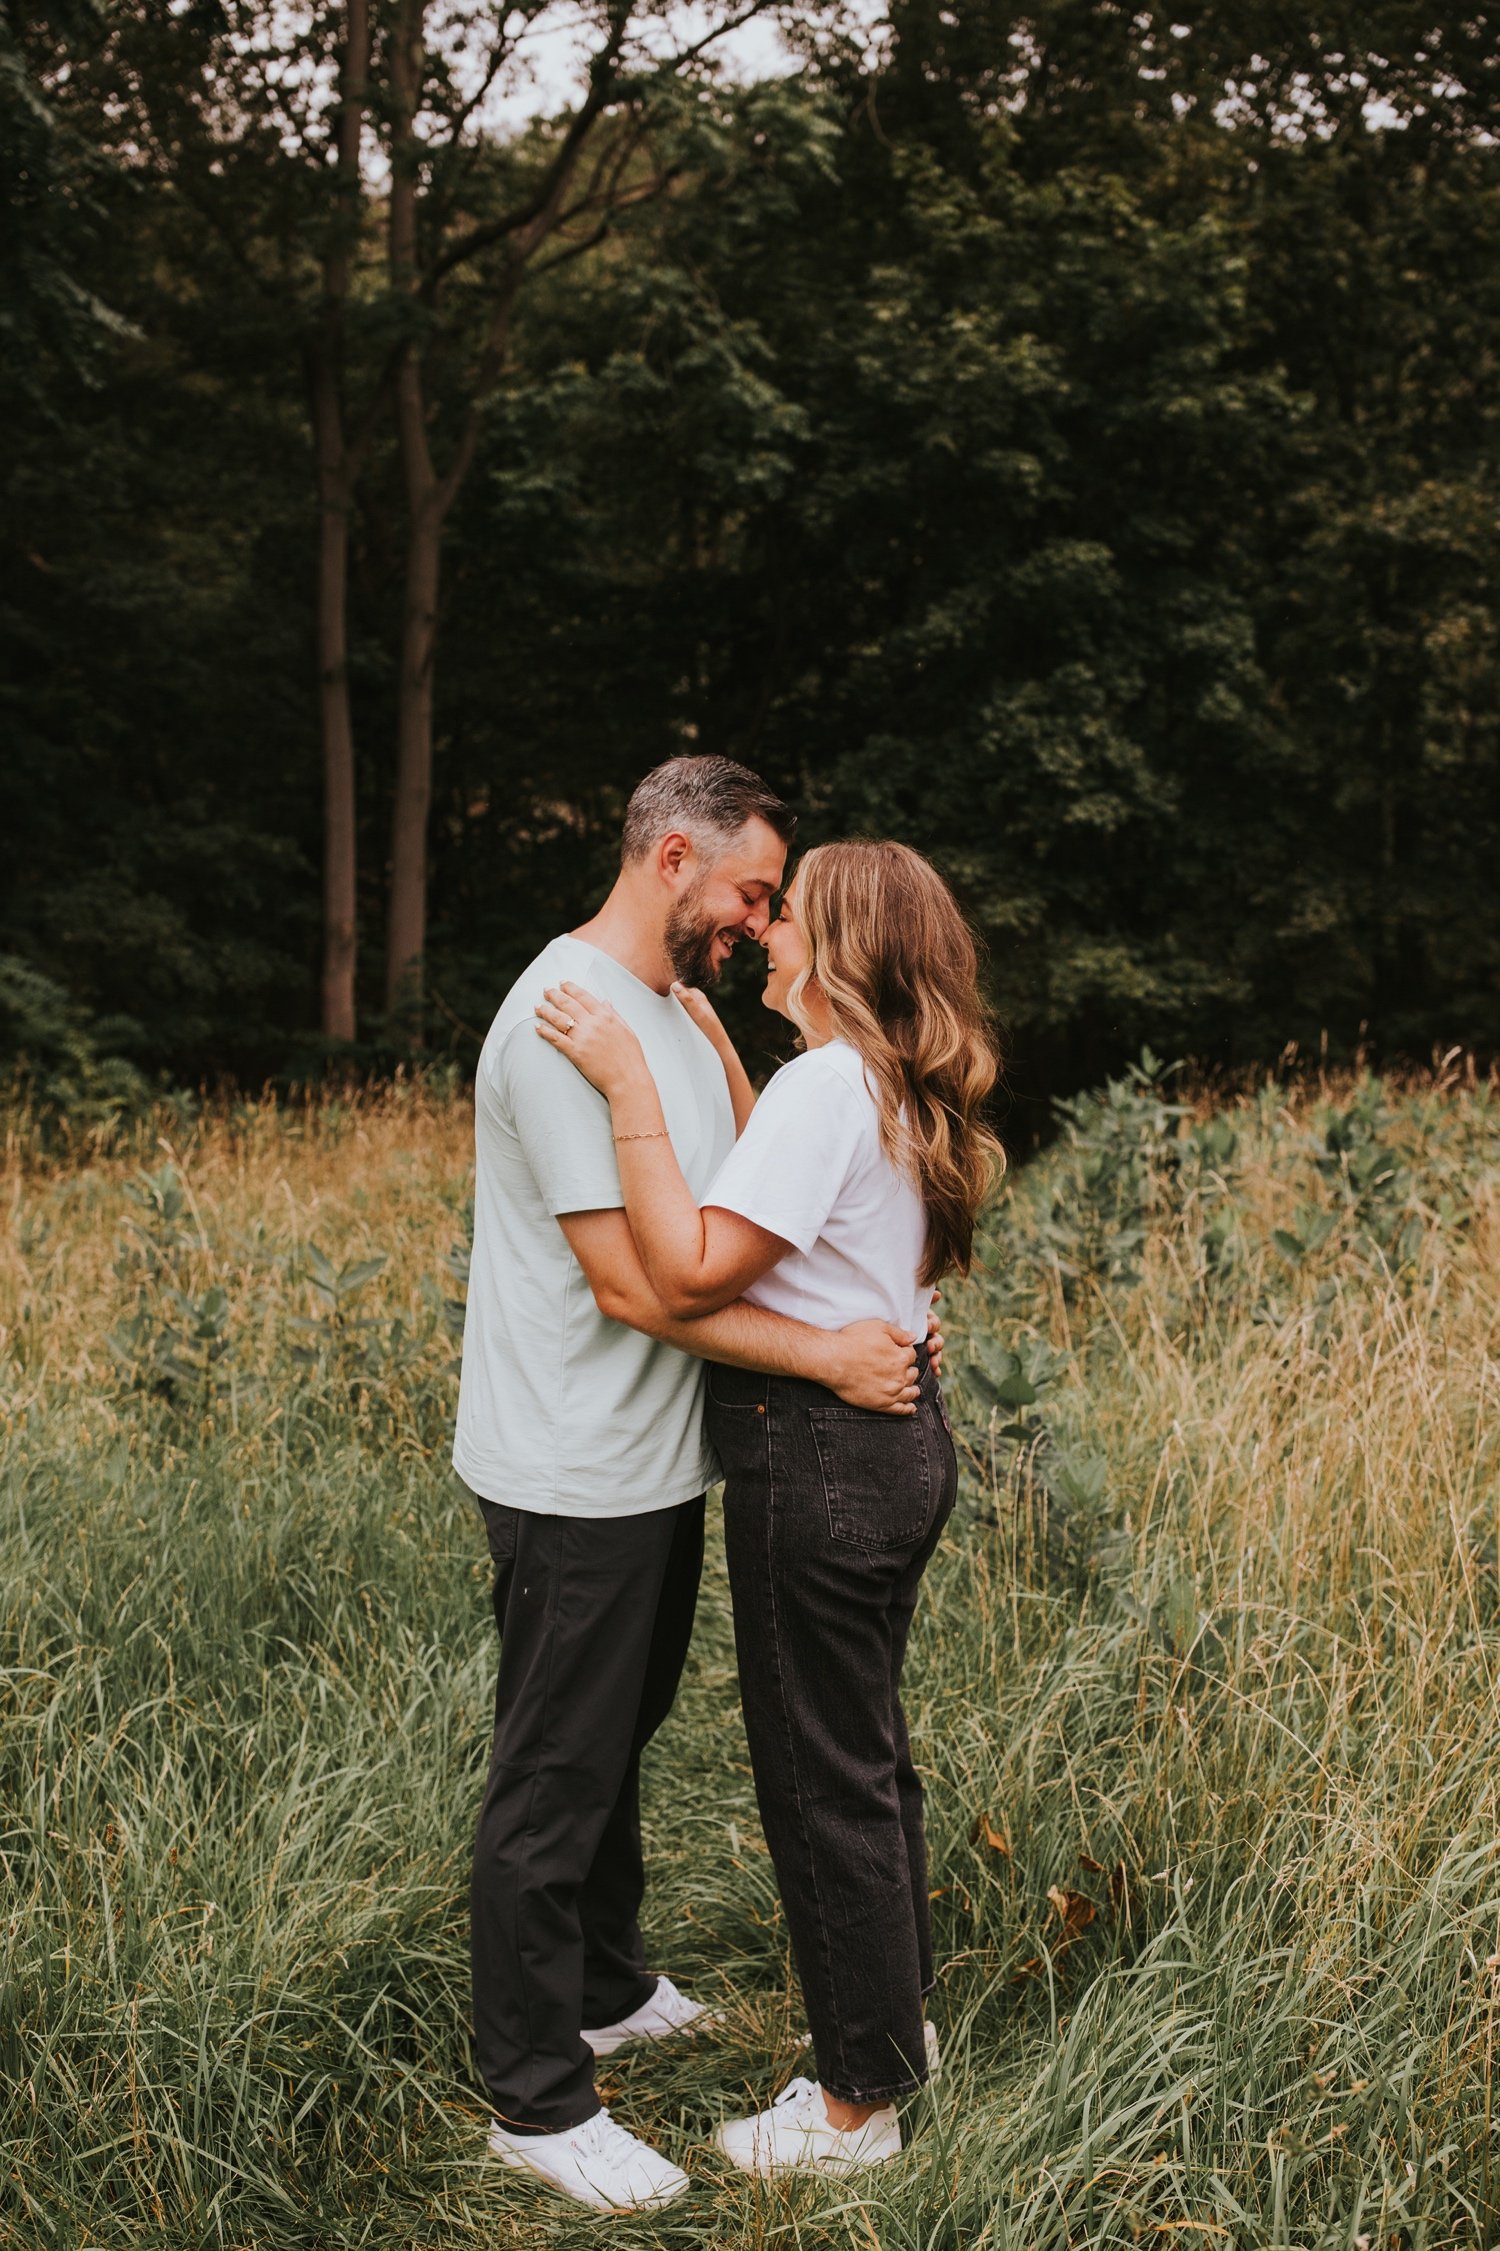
left=819, top=1320, right=921, bottom=1415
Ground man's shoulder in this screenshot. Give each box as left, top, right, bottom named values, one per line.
left=495, top=935, right=596, bottom=1017
left=475, top=931, right=599, bottom=1098
left=480, top=937, right=593, bottom=1061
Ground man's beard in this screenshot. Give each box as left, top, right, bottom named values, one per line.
left=665, top=876, right=733, bottom=989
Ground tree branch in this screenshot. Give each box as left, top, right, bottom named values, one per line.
left=430, top=9, right=524, bottom=156
left=528, top=216, right=611, bottom=274
left=653, top=0, right=779, bottom=75
left=421, top=10, right=527, bottom=239
left=421, top=2, right=636, bottom=295
left=551, top=146, right=679, bottom=237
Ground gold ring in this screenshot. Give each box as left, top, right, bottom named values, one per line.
left=560, top=1015, right=575, bottom=1033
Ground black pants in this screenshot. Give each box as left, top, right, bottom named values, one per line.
left=708, top=1349, right=957, bottom=2107
left=469, top=1494, right=704, bottom=2133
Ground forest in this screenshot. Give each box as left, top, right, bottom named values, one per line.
left=8, top=16, right=1500, bottom=2244
left=4, top=3, right=1498, bottom=1117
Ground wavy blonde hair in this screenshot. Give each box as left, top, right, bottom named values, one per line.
left=786, top=841, right=1004, bottom=1284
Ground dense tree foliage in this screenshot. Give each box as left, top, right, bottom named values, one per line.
left=3, top=2, right=1496, bottom=1107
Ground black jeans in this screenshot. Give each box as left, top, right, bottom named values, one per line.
left=708, top=1347, right=958, bottom=2106
left=469, top=1495, right=704, bottom=2133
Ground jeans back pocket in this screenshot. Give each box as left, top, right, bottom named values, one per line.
left=805, top=1405, right=934, bottom=1551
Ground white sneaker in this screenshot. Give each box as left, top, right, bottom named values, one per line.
left=487, top=2107, right=690, bottom=2212
left=714, top=2076, right=902, bottom=2177
left=582, top=1973, right=721, bottom=2058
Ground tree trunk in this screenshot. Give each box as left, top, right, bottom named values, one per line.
left=384, top=0, right=444, bottom=1035
left=385, top=383, right=442, bottom=1024
left=313, top=0, right=369, bottom=1044
left=314, top=363, right=358, bottom=1042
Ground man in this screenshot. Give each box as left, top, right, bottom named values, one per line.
left=454, top=756, right=923, bottom=2214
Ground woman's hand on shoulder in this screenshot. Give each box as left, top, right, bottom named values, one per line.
left=673, top=979, right=756, bottom=1133
left=671, top=980, right=729, bottom=1046
left=535, top=982, right=645, bottom=1098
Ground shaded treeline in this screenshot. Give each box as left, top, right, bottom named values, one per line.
left=3, top=1, right=1497, bottom=1107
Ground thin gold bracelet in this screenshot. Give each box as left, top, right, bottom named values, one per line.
left=613, top=1128, right=670, bottom=1144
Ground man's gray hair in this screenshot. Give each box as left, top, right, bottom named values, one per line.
left=620, top=755, right=796, bottom=866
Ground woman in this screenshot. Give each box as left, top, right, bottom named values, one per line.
left=535, top=840, right=1001, bottom=2176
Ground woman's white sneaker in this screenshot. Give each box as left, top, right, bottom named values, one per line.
left=487, top=2107, right=690, bottom=2211
left=714, top=2076, right=902, bottom=2176
left=582, top=1973, right=722, bottom=2058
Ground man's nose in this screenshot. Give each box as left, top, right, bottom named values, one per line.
left=743, top=901, right=771, bottom=940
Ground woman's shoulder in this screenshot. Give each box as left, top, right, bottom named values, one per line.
left=762, top=1040, right=872, bottom=1110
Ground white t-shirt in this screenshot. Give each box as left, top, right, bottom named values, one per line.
left=452, top=935, right=735, bottom=1516
left=704, top=1039, right=932, bottom=1341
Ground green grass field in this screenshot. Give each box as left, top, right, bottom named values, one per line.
left=4, top=1062, right=1500, bottom=2250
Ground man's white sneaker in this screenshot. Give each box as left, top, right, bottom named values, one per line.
left=714, top=2076, right=902, bottom=2177
left=582, top=1973, right=721, bottom=2059
left=487, top=2108, right=690, bottom=2212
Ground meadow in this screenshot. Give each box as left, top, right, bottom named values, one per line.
left=3, top=1060, right=1499, bottom=2251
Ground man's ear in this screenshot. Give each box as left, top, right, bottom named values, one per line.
left=657, top=830, right=693, bottom=885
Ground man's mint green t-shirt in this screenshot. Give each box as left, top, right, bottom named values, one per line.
left=452, top=935, right=736, bottom=1516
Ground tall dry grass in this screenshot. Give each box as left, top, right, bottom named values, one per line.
left=3, top=1064, right=1499, bottom=2248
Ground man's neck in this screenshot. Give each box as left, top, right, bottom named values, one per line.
left=571, top=880, right=674, bottom=995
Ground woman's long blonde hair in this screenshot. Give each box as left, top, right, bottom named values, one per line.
left=786, top=841, right=1004, bottom=1285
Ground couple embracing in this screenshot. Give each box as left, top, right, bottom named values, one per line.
left=452, top=756, right=1001, bottom=2213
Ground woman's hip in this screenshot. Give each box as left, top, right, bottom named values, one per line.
left=707, top=1358, right=956, bottom=1567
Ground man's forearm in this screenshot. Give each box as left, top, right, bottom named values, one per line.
left=643, top=1292, right=838, bottom=1382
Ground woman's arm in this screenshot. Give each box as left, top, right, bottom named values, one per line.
left=557, top=1208, right=921, bottom=1412
left=670, top=980, right=756, bottom=1135
left=536, top=982, right=783, bottom=1316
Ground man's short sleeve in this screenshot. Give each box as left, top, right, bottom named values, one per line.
left=703, top=1055, right=866, bottom=1252
left=495, top=1021, right=624, bottom=1217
